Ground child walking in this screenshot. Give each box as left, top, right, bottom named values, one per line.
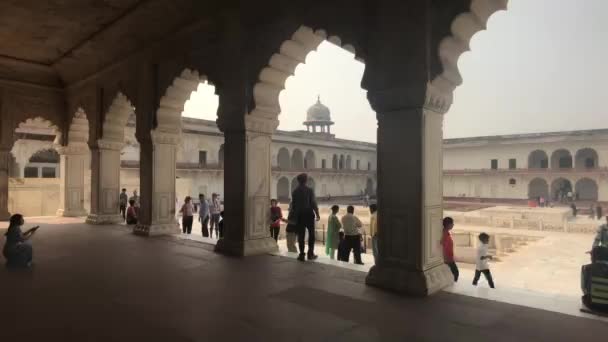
left=473, top=232, right=495, bottom=288
left=325, top=205, right=342, bottom=260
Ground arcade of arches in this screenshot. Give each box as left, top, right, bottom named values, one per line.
left=0, top=0, right=513, bottom=297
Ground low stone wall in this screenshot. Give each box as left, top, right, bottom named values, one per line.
left=448, top=212, right=597, bottom=234
left=452, top=230, right=542, bottom=264
left=8, top=178, right=60, bottom=217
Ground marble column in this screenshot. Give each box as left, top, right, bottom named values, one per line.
left=86, top=139, right=123, bottom=224
left=365, top=89, right=453, bottom=296
left=133, top=131, right=180, bottom=236
left=0, top=149, right=11, bottom=220
left=215, top=116, right=278, bottom=256
left=56, top=144, right=88, bottom=217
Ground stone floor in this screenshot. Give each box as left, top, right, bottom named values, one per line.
left=1, top=218, right=607, bottom=341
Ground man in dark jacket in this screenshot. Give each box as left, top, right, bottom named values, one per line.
left=291, top=173, right=320, bottom=261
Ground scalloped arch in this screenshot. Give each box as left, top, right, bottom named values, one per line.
left=155, top=69, right=210, bottom=136
left=101, top=93, right=135, bottom=144
left=431, top=0, right=508, bottom=101
left=15, top=117, right=61, bottom=144
left=67, top=108, right=90, bottom=146
left=252, top=25, right=361, bottom=120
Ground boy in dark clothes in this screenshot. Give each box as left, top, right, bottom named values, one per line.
left=337, top=231, right=348, bottom=261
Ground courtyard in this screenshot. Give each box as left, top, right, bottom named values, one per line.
left=1, top=217, right=607, bottom=341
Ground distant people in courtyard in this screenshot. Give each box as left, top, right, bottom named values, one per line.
left=567, top=190, right=573, bottom=203
left=473, top=232, right=495, bottom=288
left=119, top=188, right=128, bottom=220
left=539, top=196, right=545, bottom=208
left=369, top=203, right=378, bottom=264
left=3, top=214, right=36, bottom=268
left=325, top=205, right=341, bottom=260
left=269, top=199, right=286, bottom=241
left=130, top=189, right=140, bottom=208
left=180, top=196, right=194, bottom=234
left=442, top=217, right=458, bottom=282
left=126, top=199, right=138, bottom=225
left=597, top=204, right=603, bottom=221
left=341, top=205, right=364, bottom=265
left=218, top=210, right=225, bottom=238
left=291, top=173, right=320, bottom=261
left=285, top=204, right=298, bottom=253
left=209, top=193, right=221, bottom=238
left=589, top=205, right=596, bottom=219
left=571, top=203, right=578, bottom=217
left=337, top=231, right=348, bottom=262
left=199, top=194, right=210, bottom=237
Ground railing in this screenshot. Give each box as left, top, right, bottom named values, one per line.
left=121, top=161, right=224, bottom=170
left=272, top=166, right=376, bottom=175
left=444, top=167, right=608, bottom=175
left=121, top=161, right=376, bottom=175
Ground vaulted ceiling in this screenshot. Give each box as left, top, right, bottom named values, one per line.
left=0, top=0, right=218, bottom=87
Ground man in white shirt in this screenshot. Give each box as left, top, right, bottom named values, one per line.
left=341, top=205, right=364, bottom=265
left=472, top=232, right=495, bottom=288
left=209, top=193, right=221, bottom=238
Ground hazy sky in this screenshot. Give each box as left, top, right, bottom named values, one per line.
left=184, top=0, right=608, bottom=142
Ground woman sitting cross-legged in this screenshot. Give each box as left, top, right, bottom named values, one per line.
left=3, top=214, right=37, bottom=268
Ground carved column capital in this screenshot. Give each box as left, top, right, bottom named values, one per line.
left=150, top=130, right=181, bottom=145
left=55, top=143, right=89, bottom=156
left=244, top=115, right=279, bottom=135
left=367, top=83, right=453, bottom=115
left=424, top=83, right=453, bottom=114
left=97, top=139, right=124, bottom=151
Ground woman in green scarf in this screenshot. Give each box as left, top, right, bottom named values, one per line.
left=326, top=205, right=341, bottom=259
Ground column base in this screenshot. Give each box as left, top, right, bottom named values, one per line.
left=215, top=237, right=278, bottom=257
left=56, top=209, right=88, bottom=217
left=85, top=213, right=123, bottom=225
left=365, top=263, right=453, bottom=296
left=133, top=222, right=180, bottom=236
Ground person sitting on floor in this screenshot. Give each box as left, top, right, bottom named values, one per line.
left=3, top=214, right=36, bottom=268
left=126, top=199, right=138, bottom=225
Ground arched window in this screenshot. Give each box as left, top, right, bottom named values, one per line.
left=277, top=147, right=290, bottom=169
left=575, top=148, right=599, bottom=169
left=291, top=149, right=304, bottom=169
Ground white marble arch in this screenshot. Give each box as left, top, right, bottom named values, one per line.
left=251, top=25, right=358, bottom=121
left=57, top=108, right=90, bottom=217
left=135, top=69, right=210, bottom=236
left=87, top=94, right=134, bottom=224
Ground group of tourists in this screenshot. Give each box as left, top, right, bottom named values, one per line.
left=178, top=193, right=222, bottom=237
left=442, top=217, right=495, bottom=288
left=119, top=188, right=140, bottom=225
left=268, top=173, right=379, bottom=265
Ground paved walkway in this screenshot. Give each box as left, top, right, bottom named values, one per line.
left=1, top=218, right=607, bottom=341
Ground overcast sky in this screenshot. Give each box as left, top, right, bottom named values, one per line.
left=184, top=0, right=608, bottom=142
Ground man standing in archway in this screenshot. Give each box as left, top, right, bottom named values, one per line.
left=291, top=173, right=320, bottom=261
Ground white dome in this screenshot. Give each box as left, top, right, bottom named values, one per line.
left=306, top=96, right=331, bottom=122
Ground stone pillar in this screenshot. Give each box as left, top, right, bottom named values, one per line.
left=0, top=149, right=11, bottom=220
left=215, top=116, right=278, bottom=256
left=133, top=131, right=180, bottom=236
left=86, top=140, right=123, bottom=224
left=56, top=144, right=88, bottom=217
left=365, top=88, right=453, bottom=296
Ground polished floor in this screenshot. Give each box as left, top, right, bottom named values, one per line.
left=1, top=218, right=606, bottom=341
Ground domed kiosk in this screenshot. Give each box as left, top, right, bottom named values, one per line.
left=303, top=96, right=334, bottom=135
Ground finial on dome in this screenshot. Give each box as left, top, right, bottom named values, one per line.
left=317, top=94, right=321, bottom=103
